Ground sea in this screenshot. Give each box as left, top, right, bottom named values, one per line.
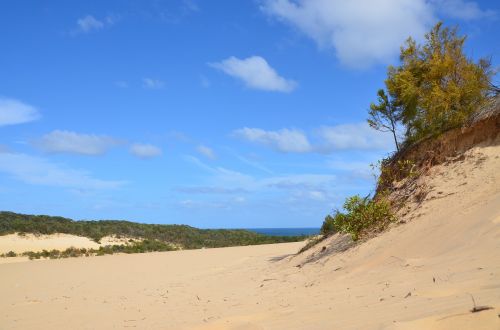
left=247, top=227, right=320, bottom=237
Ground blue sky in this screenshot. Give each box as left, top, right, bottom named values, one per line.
left=0, top=0, right=498, bottom=228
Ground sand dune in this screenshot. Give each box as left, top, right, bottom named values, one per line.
left=1, top=143, right=499, bottom=329
left=0, top=233, right=132, bottom=255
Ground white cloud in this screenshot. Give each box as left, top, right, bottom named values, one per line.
left=210, top=56, right=297, bottom=92
left=263, top=174, right=337, bottom=191
left=143, top=78, right=165, bottom=89
left=0, top=98, right=40, bottom=126
left=182, top=156, right=341, bottom=208
left=196, top=145, right=216, bottom=159
left=262, top=0, right=436, bottom=68
left=130, top=143, right=163, bottom=159
left=233, top=127, right=312, bottom=153
left=233, top=123, right=394, bottom=153
left=75, top=14, right=117, bottom=34
left=186, top=155, right=329, bottom=185
left=317, top=123, right=393, bottom=151
left=77, top=15, right=104, bottom=32
left=178, top=155, right=381, bottom=217
left=434, top=0, right=496, bottom=20
left=35, top=130, right=120, bottom=156
left=185, top=156, right=338, bottom=193
left=0, top=152, right=124, bottom=190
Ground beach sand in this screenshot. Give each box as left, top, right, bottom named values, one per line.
left=0, top=144, right=499, bottom=329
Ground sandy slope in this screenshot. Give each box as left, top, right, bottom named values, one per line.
left=0, top=233, right=132, bottom=255
left=0, top=143, right=499, bottom=329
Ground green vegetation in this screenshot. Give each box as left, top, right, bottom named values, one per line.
left=1, top=251, right=17, bottom=258
left=0, top=211, right=305, bottom=256
left=368, top=89, right=402, bottom=152
left=16, top=239, right=177, bottom=260
left=370, top=157, right=420, bottom=193
left=320, top=22, right=497, bottom=246
left=370, top=22, right=495, bottom=146
left=321, top=196, right=395, bottom=241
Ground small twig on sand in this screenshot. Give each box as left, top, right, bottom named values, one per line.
left=469, top=294, right=493, bottom=313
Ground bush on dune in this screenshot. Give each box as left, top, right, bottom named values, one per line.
left=322, top=196, right=394, bottom=241
left=318, top=22, right=496, bottom=247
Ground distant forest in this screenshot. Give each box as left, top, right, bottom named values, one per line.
left=0, top=211, right=305, bottom=250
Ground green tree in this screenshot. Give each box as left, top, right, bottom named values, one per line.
left=385, top=22, right=494, bottom=142
left=368, top=89, right=401, bottom=152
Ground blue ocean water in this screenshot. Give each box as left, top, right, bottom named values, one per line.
left=247, top=228, right=320, bottom=237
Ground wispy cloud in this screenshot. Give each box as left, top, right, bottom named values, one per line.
left=78, top=15, right=104, bottom=32
left=35, top=130, right=120, bottom=156
left=210, top=56, right=297, bottom=92
left=233, top=127, right=311, bottom=153
left=129, top=143, right=163, bottom=159
left=75, top=14, right=117, bottom=34
left=196, top=145, right=216, bottom=159
left=184, top=156, right=336, bottom=194
left=142, top=78, right=165, bottom=89
left=234, top=153, right=274, bottom=174
left=233, top=123, right=393, bottom=153
left=177, top=155, right=375, bottom=216
left=0, top=152, right=125, bottom=190
left=0, top=97, right=40, bottom=126
left=316, top=123, right=393, bottom=151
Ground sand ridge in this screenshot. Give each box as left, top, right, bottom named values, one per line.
left=0, top=233, right=134, bottom=255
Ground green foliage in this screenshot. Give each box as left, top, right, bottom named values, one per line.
left=321, top=211, right=348, bottom=237
left=3, top=251, right=17, bottom=257
left=368, top=89, right=401, bottom=151
left=321, top=196, right=395, bottom=241
left=320, top=214, right=337, bottom=235
left=384, top=22, right=493, bottom=143
left=19, top=240, right=177, bottom=260
left=0, top=211, right=306, bottom=253
left=371, top=158, right=419, bottom=191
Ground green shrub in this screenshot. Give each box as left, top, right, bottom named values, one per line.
left=385, top=22, right=493, bottom=144
left=320, top=215, right=336, bottom=235
left=5, top=250, right=17, bottom=257
left=322, top=195, right=395, bottom=241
